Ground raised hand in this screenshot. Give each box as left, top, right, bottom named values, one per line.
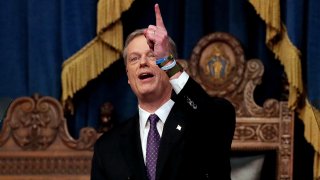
left=144, top=4, right=170, bottom=59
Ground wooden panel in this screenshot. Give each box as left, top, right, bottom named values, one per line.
left=184, top=32, right=294, bottom=180
left=0, top=94, right=100, bottom=179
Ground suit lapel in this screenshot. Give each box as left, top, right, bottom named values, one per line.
left=156, top=105, right=187, bottom=179
left=119, top=116, right=148, bottom=180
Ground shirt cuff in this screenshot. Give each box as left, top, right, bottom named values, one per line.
left=169, top=71, right=189, bottom=94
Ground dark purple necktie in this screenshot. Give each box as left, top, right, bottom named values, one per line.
left=146, top=114, right=160, bottom=180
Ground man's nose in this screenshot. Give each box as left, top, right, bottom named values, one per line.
left=140, top=55, right=148, bottom=65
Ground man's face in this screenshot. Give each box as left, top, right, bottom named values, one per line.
left=125, top=35, right=172, bottom=101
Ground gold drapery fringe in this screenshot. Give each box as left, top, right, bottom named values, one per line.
left=298, top=100, right=320, bottom=177
left=249, top=0, right=303, bottom=109
left=97, top=0, right=134, bottom=50
left=249, top=0, right=320, bottom=178
left=61, top=0, right=134, bottom=109
left=270, top=25, right=303, bottom=108
left=61, top=37, right=119, bottom=104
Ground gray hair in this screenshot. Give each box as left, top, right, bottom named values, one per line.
left=122, top=28, right=178, bottom=65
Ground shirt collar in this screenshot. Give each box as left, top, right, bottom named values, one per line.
left=139, top=99, right=175, bottom=128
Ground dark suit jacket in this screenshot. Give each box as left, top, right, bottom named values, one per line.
left=91, top=78, right=236, bottom=180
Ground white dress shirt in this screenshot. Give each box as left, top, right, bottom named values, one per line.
left=139, top=71, right=189, bottom=163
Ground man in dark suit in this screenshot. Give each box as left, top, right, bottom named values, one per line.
left=91, top=3, right=235, bottom=180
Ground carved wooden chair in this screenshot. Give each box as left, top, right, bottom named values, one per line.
left=0, top=94, right=99, bottom=180
left=179, top=32, right=294, bottom=180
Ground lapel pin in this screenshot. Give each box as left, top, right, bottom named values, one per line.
left=186, top=96, right=197, bottom=109
left=176, top=125, right=182, bottom=131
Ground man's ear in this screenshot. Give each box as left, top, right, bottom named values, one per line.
left=126, top=68, right=130, bottom=85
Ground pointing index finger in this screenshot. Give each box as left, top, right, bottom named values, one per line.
left=155, top=4, right=165, bottom=28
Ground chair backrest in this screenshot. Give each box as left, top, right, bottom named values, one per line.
left=0, top=94, right=99, bottom=180
left=179, top=32, right=294, bottom=180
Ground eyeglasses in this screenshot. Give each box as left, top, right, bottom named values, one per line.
left=127, top=52, right=156, bottom=65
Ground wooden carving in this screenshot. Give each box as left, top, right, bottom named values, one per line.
left=0, top=94, right=99, bottom=179
left=98, top=102, right=114, bottom=133
left=188, top=32, right=279, bottom=117
left=183, top=32, right=294, bottom=180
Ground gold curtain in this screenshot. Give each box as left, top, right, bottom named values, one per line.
left=61, top=0, right=134, bottom=111
left=249, top=0, right=320, bottom=178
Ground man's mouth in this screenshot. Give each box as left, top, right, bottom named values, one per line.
left=139, top=73, right=154, bottom=80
